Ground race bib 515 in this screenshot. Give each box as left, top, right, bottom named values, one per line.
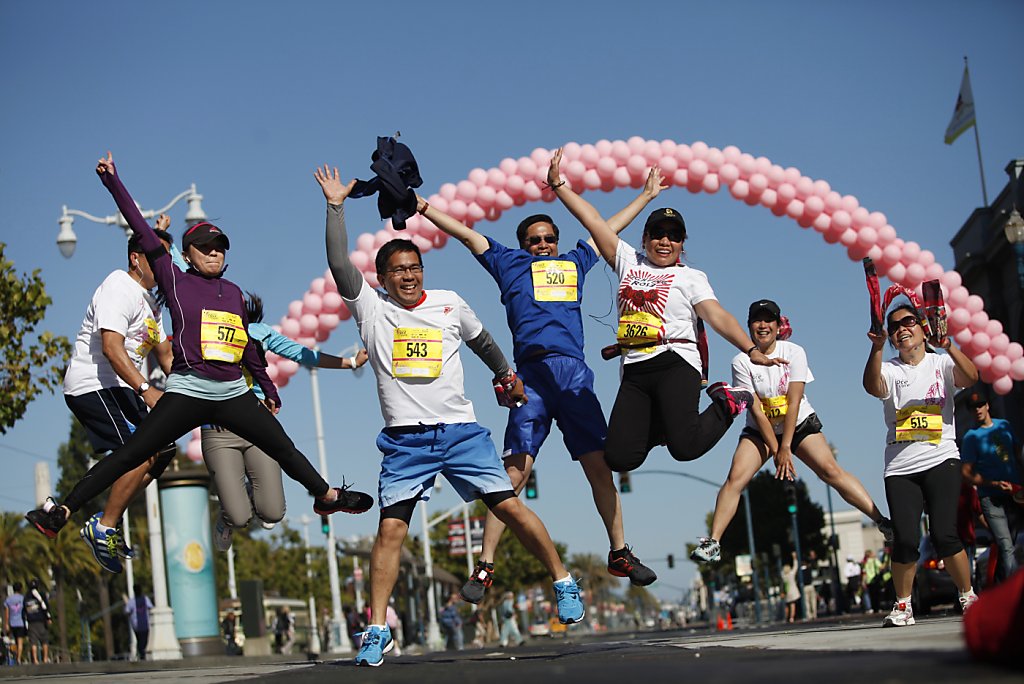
left=895, top=404, right=942, bottom=444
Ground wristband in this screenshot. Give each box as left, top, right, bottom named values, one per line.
left=545, top=179, right=566, bottom=189
left=746, top=345, right=758, bottom=356
left=418, top=202, right=429, bottom=215
left=349, top=356, right=358, bottom=369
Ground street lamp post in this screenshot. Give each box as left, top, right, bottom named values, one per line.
left=299, top=515, right=322, bottom=657
left=1005, top=160, right=1024, bottom=292
left=629, top=470, right=761, bottom=624
left=56, top=184, right=207, bottom=258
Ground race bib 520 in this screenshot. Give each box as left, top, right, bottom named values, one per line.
left=531, top=261, right=578, bottom=302
left=393, top=327, right=442, bottom=378
left=200, top=310, right=248, bottom=363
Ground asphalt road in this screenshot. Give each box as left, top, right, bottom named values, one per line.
left=1, top=614, right=1018, bottom=683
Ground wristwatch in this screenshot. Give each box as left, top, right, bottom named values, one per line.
left=136, top=381, right=151, bottom=396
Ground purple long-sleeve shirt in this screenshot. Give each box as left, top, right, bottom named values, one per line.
left=100, top=167, right=280, bottom=407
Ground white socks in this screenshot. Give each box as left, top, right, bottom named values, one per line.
left=554, top=573, right=573, bottom=585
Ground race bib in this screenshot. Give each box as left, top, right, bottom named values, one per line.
left=200, top=309, right=248, bottom=364
left=895, top=404, right=942, bottom=444
left=136, top=317, right=161, bottom=358
left=531, top=260, right=578, bottom=302
left=393, top=327, right=442, bottom=378
left=617, top=310, right=663, bottom=354
left=761, top=395, right=789, bottom=426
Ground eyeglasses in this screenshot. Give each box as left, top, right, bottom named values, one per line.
left=525, top=235, right=558, bottom=246
left=887, top=315, right=921, bottom=336
left=385, top=264, right=424, bottom=276
left=646, top=227, right=684, bottom=243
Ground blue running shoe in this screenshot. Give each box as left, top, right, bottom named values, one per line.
left=354, top=625, right=393, bottom=667
left=81, top=513, right=124, bottom=574
left=554, top=577, right=585, bottom=624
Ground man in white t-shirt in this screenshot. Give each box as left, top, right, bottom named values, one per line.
left=29, top=222, right=175, bottom=574
left=318, top=164, right=584, bottom=667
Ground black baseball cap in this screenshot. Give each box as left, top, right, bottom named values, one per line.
left=182, top=222, right=230, bottom=251
left=966, top=390, right=989, bottom=409
left=748, top=299, right=781, bottom=323
left=644, top=207, right=687, bottom=236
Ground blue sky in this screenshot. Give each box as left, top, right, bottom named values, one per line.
left=2, top=1, right=1023, bottom=601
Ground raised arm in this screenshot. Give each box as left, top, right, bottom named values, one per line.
left=862, top=331, right=888, bottom=398
left=595, top=167, right=668, bottom=249
left=547, top=149, right=619, bottom=263
left=95, top=153, right=161, bottom=253
left=417, top=195, right=489, bottom=255
left=943, top=339, right=979, bottom=388
left=695, top=299, right=785, bottom=368
left=316, top=165, right=363, bottom=301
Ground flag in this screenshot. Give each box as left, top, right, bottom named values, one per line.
left=944, top=66, right=976, bottom=145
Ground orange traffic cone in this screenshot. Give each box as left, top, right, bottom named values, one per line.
left=716, top=615, right=725, bottom=631
left=726, top=613, right=733, bottom=631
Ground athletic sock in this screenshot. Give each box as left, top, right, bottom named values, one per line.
left=554, top=573, right=573, bottom=585
left=42, top=500, right=55, bottom=512
left=896, top=595, right=912, bottom=605
left=959, top=589, right=977, bottom=600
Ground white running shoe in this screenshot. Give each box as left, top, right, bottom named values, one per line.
left=690, top=537, right=721, bottom=563
left=214, top=515, right=234, bottom=552
left=882, top=600, right=915, bottom=627
left=959, top=593, right=978, bottom=614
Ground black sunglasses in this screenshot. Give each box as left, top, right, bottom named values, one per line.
left=887, top=315, right=921, bottom=336
left=526, top=235, right=558, bottom=246
left=646, top=227, right=684, bottom=243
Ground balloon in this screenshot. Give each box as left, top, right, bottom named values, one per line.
left=939, top=270, right=962, bottom=290
left=467, top=203, right=485, bottom=222
left=299, top=314, right=319, bottom=336
left=969, top=312, right=989, bottom=332
left=627, top=136, right=646, bottom=153
left=310, top=277, right=326, bottom=296
left=924, top=263, right=944, bottom=281
left=689, top=159, right=709, bottom=180
left=868, top=212, right=888, bottom=229
left=499, top=157, right=518, bottom=175
left=949, top=308, right=971, bottom=331
left=881, top=244, right=902, bottom=265
left=851, top=207, right=870, bottom=228
left=580, top=144, right=600, bottom=166
left=722, top=145, right=741, bottom=163
left=279, top=359, right=300, bottom=376
left=985, top=319, right=1003, bottom=337
left=991, top=355, right=1011, bottom=376
left=767, top=165, right=785, bottom=186
left=583, top=169, right=602, bottom=190
left=973, top=351, right=993, bottom=371
left=866, top=245, right=883, bottom=262
left=1006, top=342, right=1024, bottom=361
left=993, top=375, right=1014, bottom=395
left=319, top=313, right=340, bottom=331
left=674, top=144, right=693, bottom=165
left=965, top=295, right=985, bottom=314
left=530, top=147, right=552, bottom=165
left=902, top=241, right=921, bottom=263
left=476, top=185, right=497, bottom=207
left=597, top=157, right=617, bottom=178
left=563, top=142, right=583, bottom=160
left=760, top=189, right=778, bottom=208
left=776, top=183, right=797, bottom=204
left=812, top=179, right=831, bottom=197
left=644, top=140, right=663, bottom=164
left=276, top=374, right=289, bottom=389
left=887, top=263, right=906, bottom=283
left=374, top=229, right=392, bottom=248
left=804, top=196, right=825, bottom=217
left=812, top=214, right=831, bottom=233
left=904, top=263, right=926, bottom=286
left=690, top=141, right=709, bottom=159
left=611, top=140, right=631, bottom=162
left=314, top=328, right=329, bottom=342
left=954, top=329, right=973, bottom=347
left=323, top=270, right=338, bottom=293
left=832, top=210, right=852, bottom=230
left=718, top=163, right=740, bottom=185
left=439, top=183, right=458, bottom=200
left=947, top=286, right=969, bottom=307
left=979, top=366, right=998, bottom=384
left=186, top=439, right=203, bottom=463
left=738, top=153, right=756, bottom=177
left=917, top=250, right=936, bottom=267
left=303, top=292, right=323, bottom=315
left=456, top=180, right=477, bottom=202
left=1011, top=358, right=1024, bottom=381
left=702, top=174, right=720, bottom=194
left=566, top=160, right=587, bottom=182
left=839, top=229, right=858, bottom=247
left=706, top=148, right=725, bottom=171
left=449, top=199, right=469, bottom=218
left=322, top=291, right=343, bottom=314
left=840, top=195, right=859, bottom=213
left=877, top=225, right=897, bottom=244
left=518, top=157, right=539, bottom=178
left=846, top=244, right=868, bottom=261
left=626, top=155, right=647, bottom=175
left=783, top=167, right=802, bottom=185
left=281, top=318, right=300, bottom=339
left=495, top=190, right=515, bottom=210
left=857, top=227, right=878, bottom=248
left=786, top=199, right=804, bottom=219
left=614, top=167, right=633, bottom=187
left=748, top=173, right=768, bottom=194
left=288, top=300, right=303, bottom=319
left=267, top=363, right=279, bottom=382
left=795, top=176, right=815, bottom=199
left=729, top=180, right=750, bottom=200
left=972, top=332, right=991, bottom=350
left=824, top=191, right=843, bottom=212
left=337, top=303, right=351, bottom=321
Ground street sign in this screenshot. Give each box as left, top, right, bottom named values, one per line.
left=447, top=516, right=485, bottom=555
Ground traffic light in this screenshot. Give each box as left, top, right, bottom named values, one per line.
left=667, top=553, right=675, bottom=569
left=618, top=472, right=632, bottom=494
left=320, top=515, right=330, bottom=535
left=783, top=482, right=798, bottom=514
left=525, top=471, right=538, bottom=499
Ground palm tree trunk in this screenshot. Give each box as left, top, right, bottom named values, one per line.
left=98, top=575, right=114, bottom=660
left=55, top=566, right=69, bottom=662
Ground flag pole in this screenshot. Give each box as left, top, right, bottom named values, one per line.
left=965, top=56, right=989, bottom=207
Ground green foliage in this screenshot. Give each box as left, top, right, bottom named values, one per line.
left=0, top=243, right=72, bottom=433
left=0, top=512, right=51, bottom=587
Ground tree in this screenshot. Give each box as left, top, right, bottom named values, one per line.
left=0, top=512, right=51, bottom=587
left=0, top=243, right=72, bottom=433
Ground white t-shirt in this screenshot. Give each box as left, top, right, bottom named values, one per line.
left=878, top=352, right=959, bottom=477
left=612, top=239, right=717, bottom=372
left=731, top=340, right=816, bottom=434
left=345, top=280, right=482, bottom=427
left=63, top=270, right=166, bottom=397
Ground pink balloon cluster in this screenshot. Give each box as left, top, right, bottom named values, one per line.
left=267, top=138, right=1022, bottom=396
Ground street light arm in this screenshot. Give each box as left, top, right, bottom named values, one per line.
left=63, top=207, right=120, bottom=226
left=149, top=187, right=198, bottom=218
left=630, top=469, right=722, bottom=489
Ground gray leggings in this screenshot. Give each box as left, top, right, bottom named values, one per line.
left=202, top=427, right=286, bottom=528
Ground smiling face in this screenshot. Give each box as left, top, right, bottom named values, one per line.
left=379, top=249, right=425, bottom=308
left=185, top=239, right=227, bottom=276
left=521, top=221, right=559, bottom=257
left=642, top=222, right=685, bottom=267
left=887, top=306, right=925, bottom=357
left=748, top=314, right=779, bottom=351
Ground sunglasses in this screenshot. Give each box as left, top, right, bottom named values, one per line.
left=525, top=235, right=558, bottom=246
left=646, top=227, right=684, bottom=243
left=887, top=315, right=921, bottom=336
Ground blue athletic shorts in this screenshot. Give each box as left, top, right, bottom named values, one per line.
left=376, top=422, right=514, bottom=508
left=503, top=355, right=607, bottom=460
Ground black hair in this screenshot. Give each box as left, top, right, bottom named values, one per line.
left=515, top=214, right=559, bottom=246
left=245, top=292, right=265, bottom=324
left=886, top=303, right=930, bottom=351
left=13, top=582, right=22, bottom=592
left=375, top=239, right=422, bottom=274
left=133, top=583, right=143, bottom=595
left=128, top=228, right=173, bottom=259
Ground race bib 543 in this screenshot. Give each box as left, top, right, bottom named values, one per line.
left=393, top=327, right=442, bottom=378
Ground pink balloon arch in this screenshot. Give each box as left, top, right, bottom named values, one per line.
left=184, top=137, right=1022, bottom=460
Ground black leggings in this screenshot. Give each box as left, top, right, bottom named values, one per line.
left=883, top=457, right=963, bottom=564
left=64, top=391, right=329, bottom=512
left=604, top=352, right=733, bottom=472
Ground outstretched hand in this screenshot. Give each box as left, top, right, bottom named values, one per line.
left=749, top=349, right=788, bottom=367
left=314, top=164, right=356, bottom=205
left=155, top=213, right=171, bottom=232
left=96, top=151, right=115, bottom=177
left=546, top=148, right=564, bottom=187
left=642, top=166, right=668, bottom=199
left=867, top=330, right=887, bottom=349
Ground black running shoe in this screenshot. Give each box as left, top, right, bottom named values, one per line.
left=313, top=483, right=373, bottom=516
left=460, top=561, right=494, bottom=604
left=25, top=498, right=67, bottom=539
left=608, top=545, right=658, bottom=586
